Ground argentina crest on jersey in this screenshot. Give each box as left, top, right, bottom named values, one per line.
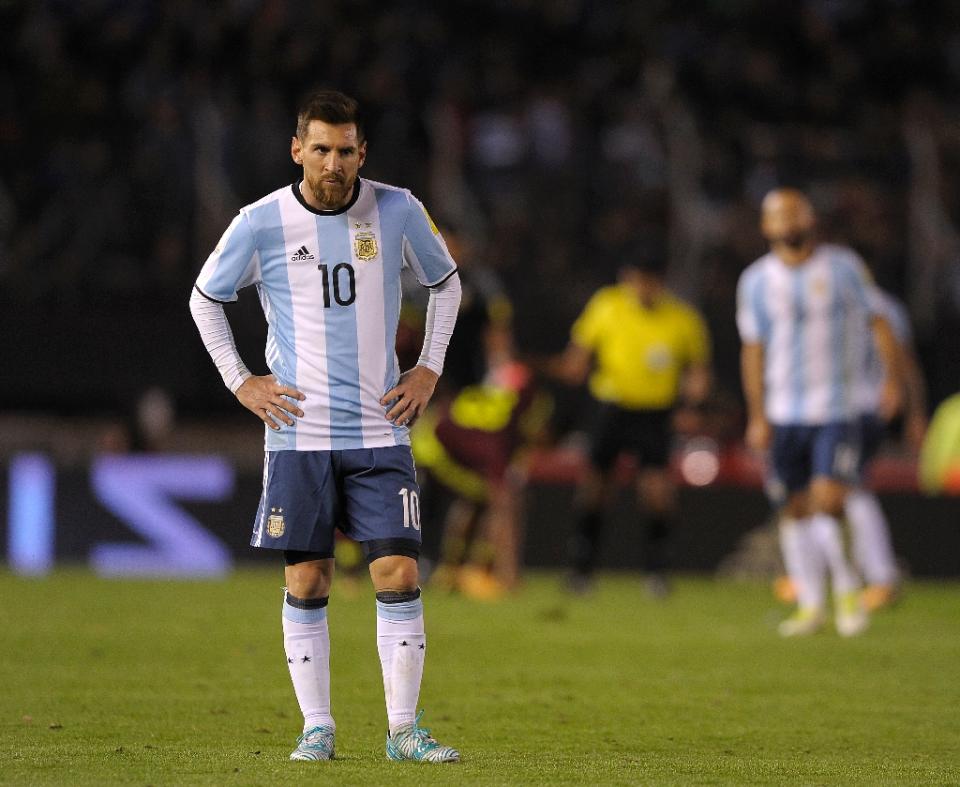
left=353, top=222, right=379, bottom=261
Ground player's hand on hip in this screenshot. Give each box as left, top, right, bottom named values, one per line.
left=381, top=365, right=439, bottom=427
left=235, top=375, right=305, bottom=431
left=746, top=415, right=772, bottom=452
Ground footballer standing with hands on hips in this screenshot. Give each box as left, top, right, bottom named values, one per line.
left=189, top=89, right=461, bottom=763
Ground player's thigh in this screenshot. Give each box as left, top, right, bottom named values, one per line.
left=810, top=421, right=861, bottom=514
left=768, top=424, right=814, bottom=505
left=339, top=445, right=423, bottom=556
left=252, top=451, right=339, bottom=556
left=634, top=410, right=673, bottom=508
left=587, top=402, right=630, bottom=474
left=811, top=421, right=862, bottom=487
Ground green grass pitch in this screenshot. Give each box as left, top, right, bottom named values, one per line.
left=1, top=569, right=958, bottom=785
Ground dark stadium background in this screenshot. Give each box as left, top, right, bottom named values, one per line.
left=1, top=0, right=958, bottom=575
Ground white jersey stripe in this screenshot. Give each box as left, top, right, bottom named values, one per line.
left=321, top=213, right=364, bottom=450
left=347, top=189, right=392, bottom=447
left=279, top=191, right=332, bottom=449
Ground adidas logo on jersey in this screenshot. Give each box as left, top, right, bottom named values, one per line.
left=291, top=245, right=315, bottom=261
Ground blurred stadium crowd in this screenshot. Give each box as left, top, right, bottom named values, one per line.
left=3, top=0, right=960, bottom=421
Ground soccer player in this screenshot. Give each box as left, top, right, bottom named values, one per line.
left=189, top=90, right=460, bottom=763
left=413, top=345, right=552, bottom=597
left=554, top=254, right=711, bottom=596
left=849, top=285, right=927, bottom=610
left=737, top=188, right=903, bottom=637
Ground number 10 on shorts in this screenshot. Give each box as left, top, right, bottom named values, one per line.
left=398, top=488, right=421, bottom=530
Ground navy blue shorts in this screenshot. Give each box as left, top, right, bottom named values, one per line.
left=250, top=446, right=422, bottom=558
left=767, top=420, right=862, bottom=503
left=859, top=413, right=885, bottom=472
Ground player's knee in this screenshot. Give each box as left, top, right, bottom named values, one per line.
left=810, top=479, right=846, bottom=516
left=638, top=470, right=674, bottom=511
left=368, top=553, right=419, bottom=592
left=577, top=470, right=610, bottom=510
left=284, top=551, right=334, bottom=598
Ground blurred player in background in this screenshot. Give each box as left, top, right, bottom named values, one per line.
left=413, top=320, right=552, bottom=598
left=848, top=285, right=927, bottom=610
left=412, top=224, right=547, bottom=598
left=190, top=90, right=460, bottom=763
left=738, top=188, right=903, bottom=637
left=553, top=253, right=711, bottom=596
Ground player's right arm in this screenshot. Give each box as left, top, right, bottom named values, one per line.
left=190, top=212, right=304, bottom=430
left=740, top=342, right=770, bottom=451
left=546, top=290, right=607, bottom=386
left=736, top=267, right=770, bottom=451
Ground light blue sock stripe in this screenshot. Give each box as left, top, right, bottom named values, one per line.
left=283, top=600, right=327, bottom=624
left=376, top=598, right=423, bottom=622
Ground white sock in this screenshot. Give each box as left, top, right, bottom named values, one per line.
left=808, top=513, right=860, bottom=596
left=778, top=517, right=826, bottom=610
left=376, top=593, right=426, bottom=735
left=846, top=489, right=898, bottom=586
left=282, top=594, right=334, bottom=732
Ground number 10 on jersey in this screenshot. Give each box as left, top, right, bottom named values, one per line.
left=318, top=263, right=356, bottom=307
left=398, top=487, right=421, bottom=530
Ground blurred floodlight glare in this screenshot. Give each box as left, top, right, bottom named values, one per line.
left=680, top=437, right=720, bottom=487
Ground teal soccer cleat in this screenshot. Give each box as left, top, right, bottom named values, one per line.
left=289, top=724, right=335, bottom=761
left=386, top=710, right=459, bottom=763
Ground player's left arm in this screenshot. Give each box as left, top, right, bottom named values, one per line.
left=382, top=273, right=462, bottom=425
left=849, top=252, right=904, bottom=422
left=386, top=202, right=462, bottom=426
left=871, top=315, right=904, bottom=422
left=898, top=335, right=929, bottom=450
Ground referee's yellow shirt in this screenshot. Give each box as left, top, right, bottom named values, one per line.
left=571, top=284, right=710, bottom=410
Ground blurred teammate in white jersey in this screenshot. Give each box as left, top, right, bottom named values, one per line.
left=737, top=189, right=903, bottom=637
left=190, top=90, right=460, bottom=762
left=849, top=286, right=927, bottom=610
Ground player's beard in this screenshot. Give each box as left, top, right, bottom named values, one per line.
left=306, top=173, right=355, bottom=210
left=778, top=230, right=814, bottom=251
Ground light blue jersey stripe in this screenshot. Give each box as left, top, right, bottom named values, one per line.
left=751, top=268, right=771, bottom=341
left=320, top=214, right=363, bottom=449
left=788, top=269, right=805, bottom=422
left=828, top=254, right=845, bottom=417
left=376, top=189, right=409, bottom=444
left=249, top=201, right=297, bottom=450
left=203, top=214, right=256, bottom=301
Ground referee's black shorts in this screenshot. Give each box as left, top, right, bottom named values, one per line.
left=588, top=402, right=673, bottom=472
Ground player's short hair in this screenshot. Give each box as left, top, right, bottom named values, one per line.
left=296, top=89, right=365, bottom=141
left=623, top=240, right=667, bottom=276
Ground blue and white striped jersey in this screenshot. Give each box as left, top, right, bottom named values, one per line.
left=857, top=288, right=912, bottom=415
left=736, top=244, right=879, bottom=425
left=195, top=178, right=457, bottom=451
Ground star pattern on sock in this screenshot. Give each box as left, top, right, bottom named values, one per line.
left=400, top=641, right=408, bottom=646
left=287, top=656, right=294, bottom=664
left=301, top=655, right=311, bottom=663
left=419, top=643, right=425, bottom=649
